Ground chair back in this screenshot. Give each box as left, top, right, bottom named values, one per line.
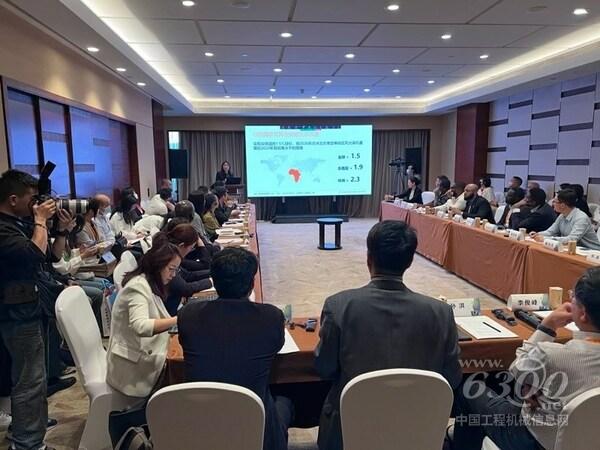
left=340, top=369, right=453, bottom=450
left=555, top=387, right=600, bottom=450
left=113, top=252, right=138, bottom=290
left=421, top=191, right=435, bottom=205
left=147, top=382, right=265, bottom=450
left=55, top=286, right=107, bottom=391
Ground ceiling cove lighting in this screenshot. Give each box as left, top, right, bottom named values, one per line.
left=116, top=67, right=127, bottom=72
left=86, top=46, right=99, bottom=52
left=386, top=4, right=400, bottom=11
left=441, top=34, right=452, bottom=40
left=280, top=32, right=293, bottom=38
left=573, top=8, right=589, bottom=15
left=182, top=1, right=196, bottom=6
left=395, top=96, right=402, bottom=98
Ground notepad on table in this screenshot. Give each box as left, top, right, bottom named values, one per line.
left=455, top=316, right=518, bottom=339
left=278, top=329, right=300, bottom=354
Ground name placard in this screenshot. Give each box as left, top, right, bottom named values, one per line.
left=465, top=217, right=476, bottom=227
left=508, top=229, right=523, bottom=241
left=508, top=294, right=550, bottom=311
left=587, top=251, right=600, bottom=264
left=484, top=223, right=498, bottom=233
left=446, top=298, right=481, bottom=317
left=543, top=238, right=560, bottom=251
left=453, top=214, right=463, bottom=223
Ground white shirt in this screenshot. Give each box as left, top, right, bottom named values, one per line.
left=435, top=192, right=466, bottom=213
left=539, top=207, right=600, bottom=250
left=110, top=213, right=138, bottom=240
left=145, top=194, right=168, bottom=216
left=93, top=213, right=115, bottom=246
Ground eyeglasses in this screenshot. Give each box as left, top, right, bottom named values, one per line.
left=168, top=266, right=181, bottom=275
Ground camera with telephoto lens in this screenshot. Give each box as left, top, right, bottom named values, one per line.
left=33, top=161, right=89, bottom=215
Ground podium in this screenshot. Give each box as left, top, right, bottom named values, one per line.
left=226, top=184, right=246, bottom=202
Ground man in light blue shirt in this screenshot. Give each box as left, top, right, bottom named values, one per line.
left=92, top=194, right=115, bottom=246
left=532, top=188, right=600, bottom=250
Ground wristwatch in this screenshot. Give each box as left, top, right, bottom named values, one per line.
left=55, top=229, right=70, bottom=237
left=537, top=324, right=557, bottom=338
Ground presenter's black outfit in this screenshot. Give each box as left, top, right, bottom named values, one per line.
left=178, top=297, right=294, bottom=450
left=215, top=170, right=234, bottom=183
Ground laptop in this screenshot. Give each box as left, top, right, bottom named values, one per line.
left=226, top=176, right=242, bottom=185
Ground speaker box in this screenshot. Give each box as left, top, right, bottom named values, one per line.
left=169, top=150, right=188, bottom=179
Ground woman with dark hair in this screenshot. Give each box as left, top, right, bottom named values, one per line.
left=106, top=242, right=181, bottom=399
left=153, top=226, right=213, bottom=315
left=215, top=161, right=234, bottom=183
left=202, top=193, right=220, bottom=241
left=110, top=194, right=143, bottom=239
left=74, top=197, right=103, bottom=250
left=570, top=184, right=592, bottom=218
left=396, top=176, right=423, bottom=204
left=478, top=176, right=497, bottom=207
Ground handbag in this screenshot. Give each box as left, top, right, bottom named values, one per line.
left=109, top=402, right=148, bottom=448
left=114, top=426, right=152, bottom=450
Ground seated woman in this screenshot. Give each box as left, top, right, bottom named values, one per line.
left=478, top=176, right=497, bottom=207
left=173, top=200, right=219, bottom=259
left=106, top=242, right=180, bottom=399
left=110, top=194, right=143, bottom=240
left=201, top=193, right=221, bottom=241
left=153, top=225, right=213, bottom=315
left=396, top=176, right=423, bottom=204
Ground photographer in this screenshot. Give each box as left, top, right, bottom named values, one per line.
left=0, top=169, right=73, bottom=450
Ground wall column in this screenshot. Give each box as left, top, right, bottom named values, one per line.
left=454, top=103, right=489, bottom=184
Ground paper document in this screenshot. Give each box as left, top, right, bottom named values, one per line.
left=455, top=316, right=518, bottom=339
left=278, top=329, right=300, bottom=354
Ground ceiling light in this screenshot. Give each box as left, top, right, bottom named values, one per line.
left=182, top=1, right=196, bottom=6
left=280, top=32, right=293, bottom=38
left=273, top=68, right=283, bottom=73
left=217, top=79, right=225, bottom=83
left=573, top=8, right=589, bottom=15
left=392, top=68, right=400, bottom=73
left=136, top=82, right=146, bottom=86
left=441, top=34, right=452, bottom=40
left=269, top=88, right=276, bottom=92
left=231, top=0, right=250, bottom=8
left=479, top=54, right=489, bottom=59
left=427, top=80, right=435, bottom=84
left=395, top=95, right=402, bottom=99
left=386, top=4, right=400, bottom=11
left=363, top=88, right=371, bottom=92
left=204, top=52, right=214, bottom=57
left=224, top=95, right=231, bottom=98
left=86, top=46, right=99, bottom=53
left=324, top=79, right=332, bottom=84
left=311, top=96, right=317, bottom=99
left=116, top=67, right=127, bottom=72
left=345, top=53, right=356, bottom=59
left=241, top=53, right=248, bottom=57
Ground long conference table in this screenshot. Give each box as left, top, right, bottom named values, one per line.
left=165, top=202, right=576, bottom=427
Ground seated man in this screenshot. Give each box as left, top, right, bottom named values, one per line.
left=510, top=187, right=556, bottom=232
left=145, top=188, right=172, bottom=216
left=92, top=194, right=115, bottom=247
left=213, top=186, right=239, bottom=226
left=178, top=248, right=293, bottom=450
left=494, top=188, right=525, bottom=228
left=532, top=189, right=600, bottom=250
left=315, top=221, right=461, bottom=450
left=435, top=181, right=466, bottom=213
left=455, top=183, right=495, bottom=223
left=452, top=267, right=600, bottom=450
left=432, top=175, right=452, bottom=207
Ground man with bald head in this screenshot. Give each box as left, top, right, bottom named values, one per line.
left=454, top=183, right=495, bottom=223
left=92, top=194, right=115, bottom=246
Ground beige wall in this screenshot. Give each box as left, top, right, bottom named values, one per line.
left=164, top=115, right=446, bottom=188
left=440, top=111, right=457, bottom=179
left=0, top=6, right=156, bottom=198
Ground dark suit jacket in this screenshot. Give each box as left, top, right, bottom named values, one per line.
left=463, top=195, right=495, bottom=223
left=397, top=187, right=423, bottom=204
left=178, top=298, right=287, bottom=450
left=215, top=203, right=233, bottom=226
left=315, top=278, right=462, bottom=450
left=510, top=203, right=557, bottom=233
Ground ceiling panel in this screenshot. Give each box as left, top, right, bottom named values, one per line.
left=376, top=77, right=460, bottom=87
left=215, top=63, right=339, bottom=76
left=198, top=21, right=374, bottom=46
left=166, top=45, right=282, bottom=62
left=364, top=24, right=542, bottom=48
left=282, top=47, right=426, bottom=63
left=336, top=64, right=463, bottom=77
left=410, top=47, right=526, bottom=65
left=293, top=0, right=499, bottom=24
left=276, top=76, right=383, bottom=87
left=183, top=85, right=226, bottom=97
left=87, top=0, right=294, bottom=20
left=507, top=26, right=579, bottom=48
left=103, top=18, right=204, bottom=44
left=473, top=0, right=600, bottom=26
left=150, top=61, right=217, bottom=75
left=444, top=65, right=492, bottom=78
left=189, top=75, right=275, bottom=86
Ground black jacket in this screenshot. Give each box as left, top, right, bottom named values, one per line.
left=397, top=187, right=423, bottom=204
left=463, top=195, right=495, bottom=223
left=215, top=204, right=233, bottom=226
left=178, top=298, right=287, bottom=450
left=315, top=278, right=462, bottom=450
left=165, top=267, right=212, bottom=316
left=510, top=203, right=557, bottom=233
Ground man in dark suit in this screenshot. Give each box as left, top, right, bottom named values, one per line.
left=456, top=183, right=495, bottom=223
left=510, top=187, right=557, bottom=232
left=213, top=186, right=239, bottom=226
left=178, top=248, right=293, bottom=450
left=315, top=221, right=462, bottom=450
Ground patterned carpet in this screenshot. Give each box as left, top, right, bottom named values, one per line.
left=0, top=218, right=502, bottom=450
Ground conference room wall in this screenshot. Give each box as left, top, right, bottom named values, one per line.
left=0, top=6, right=156, bottom=199
left=487, top=72, right=600, bottom=203
left=164, top=114, right=454, bottom=189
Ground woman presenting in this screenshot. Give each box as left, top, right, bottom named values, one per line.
left=215, top=161, right=234, bottom=184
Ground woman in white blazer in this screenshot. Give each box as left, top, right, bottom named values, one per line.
left=106, top=241, right=181, bottom=398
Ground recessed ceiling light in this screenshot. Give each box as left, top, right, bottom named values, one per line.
left=280, top=32, right=293, bottom=38
left=441, top=34, right=452, bottom=40
left=182, top=1, right=195, bottom=6
left=311, top=96, right=317, bottom=99
left=136, top=82, right=146, bottom=87
left=479, top=54, right=489, bottom=60
left=427, top=80, right=435, bottom=84
left=386, top=4, right=400, bottom=11
left=363, top=88, right=371, bottom=92
left=395, top=95, right=402, bottom=99
left=231, top=0, right=250, bottom=8
left=241, top=53, right=248, bottom=57
left=273, top=68, right=283, bottom=73
left=269, top=88, right=276, bottom=92
left=116, top=67, right=127, bottom=72
left=204, top=52, right=214, bottom=57
left=86, top=46, right=99, bottom=53
left=324, top=79, right=332, bottom=84
left=573, top=8, right=589, bottom=15
left=224, top=95, right=231, bottom=98
left=345, top=53, right=356, bottom=59
left=392, top=68, right=400, bottom=73
left=217, top=79, right=225, bottom=83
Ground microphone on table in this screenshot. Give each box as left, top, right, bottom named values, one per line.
left=514, top=310, right=541, bottom=329
left=492, top=309, right=517, bottom=326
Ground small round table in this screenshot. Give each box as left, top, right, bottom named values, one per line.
left=317, top=217, right=343, bottom=250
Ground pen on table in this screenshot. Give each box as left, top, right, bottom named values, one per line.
left=483, top=321, right=502, bottom=333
